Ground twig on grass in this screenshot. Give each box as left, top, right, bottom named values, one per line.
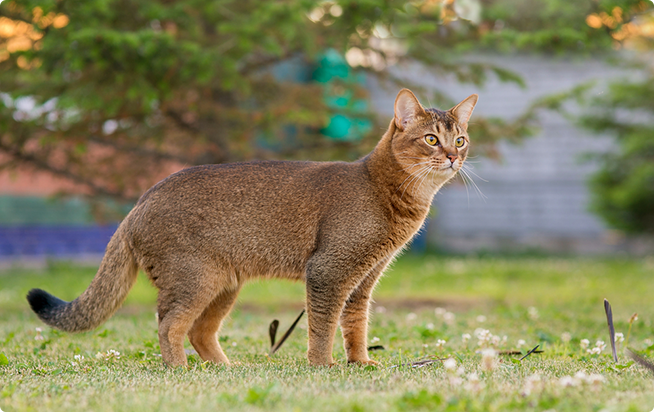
left=269, top=320, right=279, bottom=348
left=269, top=310, right=305, bottom=356
left=388, top=356, right=450, bottom=369
left=497, top=346, right=544, bottom=358
left=626, top=349, right=654, bottom=375
left=604, top=298, right=618, bottom=362
left=519, top=345, right=541, bottom=361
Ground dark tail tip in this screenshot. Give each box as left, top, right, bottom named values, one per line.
left=27, top=288, right=68, bottom=318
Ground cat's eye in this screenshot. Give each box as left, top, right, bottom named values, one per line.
left=455, top=137, right=465, bottom=147
left=425, top=135, right=439, bottom=146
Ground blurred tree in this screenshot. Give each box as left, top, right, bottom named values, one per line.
left=0, top=0, right=651, bottom=205
left=555, top=1, right=654, bottom=234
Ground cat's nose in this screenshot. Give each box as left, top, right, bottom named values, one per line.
left=447, top=154, right=457, bottom=164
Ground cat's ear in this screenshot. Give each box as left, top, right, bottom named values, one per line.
left=394, top=89, right=426, bottom=131
left=449, top=94, right=478, bottom=130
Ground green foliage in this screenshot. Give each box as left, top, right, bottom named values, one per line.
left=1, top=0, right=632, bottom=205
left=578, top=77, right=654, bottom=234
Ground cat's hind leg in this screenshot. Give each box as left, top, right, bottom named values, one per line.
left=155, top=264, right=223, bottom=367
left=188, top=286, right=241, bottom=365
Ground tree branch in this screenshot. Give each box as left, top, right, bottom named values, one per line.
left=0, top=141, right=133, bottom=201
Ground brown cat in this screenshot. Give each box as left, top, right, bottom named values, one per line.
left=27, top=89, right=478, bottom=367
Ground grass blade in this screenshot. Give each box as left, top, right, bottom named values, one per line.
left=626, top=348, right=654, bottom=375
left=604, top=298, right=618, bottom=362
left=270, top=310, right=305, bottom=356
left=268, top=319, right=279, bottom=350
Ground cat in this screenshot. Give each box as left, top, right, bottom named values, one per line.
left=27, top=88, right=478, bottom=367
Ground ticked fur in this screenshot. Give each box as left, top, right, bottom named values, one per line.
left=27, top=88, right=478, bottom=367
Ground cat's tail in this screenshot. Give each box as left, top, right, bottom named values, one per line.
left=26, top=223, right=139, bottom=332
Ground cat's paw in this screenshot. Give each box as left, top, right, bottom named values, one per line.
left=348, top=359, right=379, bottom=366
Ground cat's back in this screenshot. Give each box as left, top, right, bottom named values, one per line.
left=136, top=159, right=368, bottom=209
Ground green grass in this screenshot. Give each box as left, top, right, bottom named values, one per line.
left=1, top=255, right=654, bottom=411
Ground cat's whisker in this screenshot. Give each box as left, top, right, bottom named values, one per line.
left=406, top=167, right=433, bottom=200
left=461, top=164, right=489, bottom=183
left=399, top=166, right=432, bottom=201
left=458, top=168, right=487, bottom=201
left=457, top=169, right=471, bottom=206
left=396, top=165, right=431, bottom=195
left=416, top=166, right=435, bottom=194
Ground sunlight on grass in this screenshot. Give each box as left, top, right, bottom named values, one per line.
left=1, top=255, right=654, bottom=411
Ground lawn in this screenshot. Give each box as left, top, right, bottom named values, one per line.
left=1, top=254, right=654, bottom=411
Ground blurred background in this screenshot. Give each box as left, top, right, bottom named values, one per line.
left=1, top=0, right=653, bottom=263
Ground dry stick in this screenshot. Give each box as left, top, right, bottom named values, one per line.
left=626, top=348, right=654, bottom=375
left=604, top=298, right=618, bottom=362
left=269, top=319, right=279, bottom=349
left=519, top=345, right=541, bottom=361
left=270, top=310, right=306, bottom=356
left=389, top=356, right=450, bottom=369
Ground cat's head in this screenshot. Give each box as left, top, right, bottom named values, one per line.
left=391, top=88, right=478, bottom=181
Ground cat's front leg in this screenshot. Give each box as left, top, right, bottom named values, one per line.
left=340, top=258, right=389, bottom=365
left=305, top=256, right=370, bottom=366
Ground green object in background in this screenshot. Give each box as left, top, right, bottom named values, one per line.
left=0, top=196, right=94, bottom=225
left=313, top=49, right=372, bottom=142
left=0, top=196, right=130, bottom=225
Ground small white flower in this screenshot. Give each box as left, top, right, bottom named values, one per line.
left=522, top=374, right=542, bottom=396
left=644, top=338, right=653, bottom=347
left=34, top=327, right=44, bottom=341
left=423, top=344, right=429, bottom=348
left=614, top=333, right=624, bottom=343
left=527, top=307, right=539, bottom=320
left=480, top=348, right=497, bottom=372
left=574, top=371, right=588, bottom=381
left=465, top=373, right=484, bottom=392
left=491, top=335, right=501, bottom=347
left=587, top=347, right=601, bottom=355
left=580, top=339, right=590, bottom=349
left=435, top=307, right=447, bottom=316
left=448, top=376, right=464, bottom=386
left=587, top=374, right=605, bottom=386
left=371, top=336, right=380, bottom=344
left=517, top=339, right=526, bottom=349
left=74, top=354, right=84, bottom=361
left=96, top=349, right=121, bottom=360
left=406, top=312, right=417, bottom=321
left=462, top=333, right=471, bottom=343
left=443, top=358, right=457, bottom=371
left=595, top=340, right=606, bottom=351
left=561, top=332, right=572, bottom=343
left=559, top=376, right=577, bottom=387
left=435, top=339, right=447, bottom=348
left=425, top=323, right=434, bottom=330
left=476, top=315, right=487, bottom=323
left=231, top=342, right=237, bottom=347
left=443, top=312, right=456, bottom=325
left=375, top=306, right=387, bottom=314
